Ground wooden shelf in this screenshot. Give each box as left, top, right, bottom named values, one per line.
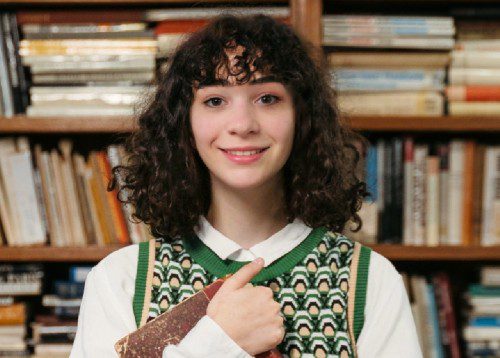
left=0, top=115, right=137, bottom=133
left=0, top=245, right=126, bottom=262
left=1, top=115, right=500, bottom=133
left=2, top=244, right=500, bottom=261
left=346, top=116, right=500, bottom=132
left=368, top=244, right=500, bottom=261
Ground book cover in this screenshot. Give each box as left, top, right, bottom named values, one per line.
left=115, top=277, right=282, bottom=358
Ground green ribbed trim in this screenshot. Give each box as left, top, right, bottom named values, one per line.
left=353, top=245, right=371, bottom=341
left=133, top=241, right=151, bottom=328
left=183, top=226, right=328, bottom=284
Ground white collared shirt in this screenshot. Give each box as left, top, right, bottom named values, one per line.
left=71, top=216, right=422, bottom=358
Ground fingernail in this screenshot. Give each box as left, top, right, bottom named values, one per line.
left=254, top=258, right=264, bottom=266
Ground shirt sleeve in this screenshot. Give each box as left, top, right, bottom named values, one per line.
left=356, top=250, right=423, bottom=358
left=163, top=315, right=253, bottom=358
left=70, top=245, right=252, bottom=358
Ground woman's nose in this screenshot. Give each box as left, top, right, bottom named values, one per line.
left=226, top=101, right=260, bottom=136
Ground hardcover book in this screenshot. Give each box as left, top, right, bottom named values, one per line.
left=115, top=277, right=282, bottom=358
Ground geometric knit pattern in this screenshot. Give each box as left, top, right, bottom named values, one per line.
left=146, top=230, right=355, bottom=358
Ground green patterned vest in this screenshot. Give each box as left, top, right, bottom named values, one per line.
left=133, top=227, right=372, bottom=358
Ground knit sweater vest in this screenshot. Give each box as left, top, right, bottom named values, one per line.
left=133, top=227, right=372, bottom=358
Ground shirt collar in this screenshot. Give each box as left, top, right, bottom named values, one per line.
left=194, top=215, right=313, bottom=266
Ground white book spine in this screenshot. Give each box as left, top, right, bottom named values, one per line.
left=452, top=50, right=500, bottom=69
left=439, top=167, right=449, bottom=245
left=481, top=147, right=500, bottom=245
left=426, top=157, right=440, bottom=246
left=413, top=145, right=428, bottom=246
left=447, top=141, right=465, bottom=245
left=403, top=138, right=414, bottom=245
left=449, top=68, right=500, bottom=85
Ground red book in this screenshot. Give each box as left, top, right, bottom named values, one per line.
left=447, top=85, right=500, bottom=101
left=432, top=273, right=460, bottom=358
left=155, top=19, right=209, bottom=35
left=115, top=277, right=282, bottom=358
left=16, top=10, right=143, bottom=24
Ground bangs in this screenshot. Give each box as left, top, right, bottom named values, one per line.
left=172, top=17, right=288, bottom=89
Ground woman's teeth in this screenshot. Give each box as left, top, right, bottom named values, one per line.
left=226, top=149, right=265, bottom=156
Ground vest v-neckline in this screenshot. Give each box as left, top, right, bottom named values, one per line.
left=182, top=226, right=329, bottom=283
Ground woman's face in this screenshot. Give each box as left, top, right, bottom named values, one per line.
left=190, top=72, right=295, bottom=191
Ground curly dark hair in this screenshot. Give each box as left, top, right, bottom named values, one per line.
left=112, top=13, right=368, bottom=241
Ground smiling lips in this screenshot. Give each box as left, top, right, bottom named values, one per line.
left=220, top=146, right=270, bottom=164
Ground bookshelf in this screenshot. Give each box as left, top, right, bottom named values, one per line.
left=0, top=1, right=499, bottom=357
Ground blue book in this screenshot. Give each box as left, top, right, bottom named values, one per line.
left=69, top=265, right=92, bottom=283
left=469, top=316, right=500, bottom=327
left=427, top=283, right=445, bottom=358
left=365, top=145, right=378, bottom=203
left=469, top=284, right=500, bottom=297
left=54, top=280, right=85, bottom=299
left=333, top=69, right=445, bottom=91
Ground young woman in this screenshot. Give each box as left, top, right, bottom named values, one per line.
left=71, top=14, right=421, bottom=358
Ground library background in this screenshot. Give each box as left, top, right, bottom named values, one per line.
left=0, top=0, right=499, bottom=356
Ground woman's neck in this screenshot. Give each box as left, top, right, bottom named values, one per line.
left=206, top=176, right=289, bottom=250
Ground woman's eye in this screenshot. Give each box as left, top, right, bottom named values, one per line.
left=258, top=94, right=280, bottom=105
left=204, top=97, right=224, bottom=107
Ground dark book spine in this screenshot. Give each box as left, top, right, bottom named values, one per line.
left=8, top=13, right=29, bottom=111
left=392, top=138, right=404, bottom=244
left=1, top=13, right=23, bottom=114
left=381, top=140, right=394, bottom=243
left=0, top=15, right=14, bottom=116
left=54, top=281, right=85, bottom=299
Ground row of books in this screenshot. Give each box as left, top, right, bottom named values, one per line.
left=0, top=264, right=89, bottom=357
left=0, top=137, right=152, bottom=247
left=0, top=7, right=289, bottom=117
left=351, top=138, right=500, bottom=246
left=463, top=266, right=500, bottom=357
left=403, top=272, right=460, bottom=358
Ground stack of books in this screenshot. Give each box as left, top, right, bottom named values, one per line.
left=463, top=266, right=500, bottom=357
left=17, top=10, right=158, bottom=117
left=349, top=138, right=500, bottom=246
left=324, top=15, right=455, bottom=116
left=31, top=266, right=90, bottom=357
left=0, top=264, right=44, bottom=357
left=447, top=20, right=500, bottom=116
left=0, top=137, right=152, bottom=247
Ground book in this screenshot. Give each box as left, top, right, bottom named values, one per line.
left=403, top=138, right=414, bottom=245
left=115, top=277, right=281, bottom=358
left=144, top=7, right=290, bottom=21
left=16, top=10, right=143, bottom=24
left=333, top=68, right=445, bottom=92
left=447, top=85, right=500, bottom=101
left=338, top=92, right=443, bottom=116
left=447, top=141, right=465, bottom=245
left=451, top=51, right=500, bottom=68
left=449, top=68, right=500, bottom=85
left=449, top=102, right=500, bottom=115
left=481, top=147, right=500, bottom=246
left=327, top=51, right=450, bottom=68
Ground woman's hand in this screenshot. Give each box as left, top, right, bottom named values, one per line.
left=207, top=258, right=285, bottom=356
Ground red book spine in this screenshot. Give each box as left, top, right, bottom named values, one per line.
left=447, top=85, right=500, bottom=101
left=16, top=10, right=143, bottom=24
